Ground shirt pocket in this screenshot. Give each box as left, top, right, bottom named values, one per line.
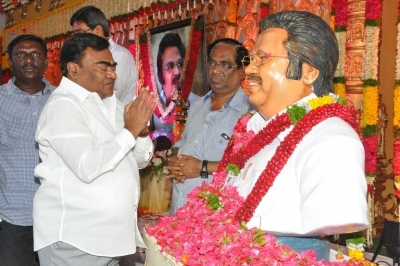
left=0, top=114, right=30, bottom=149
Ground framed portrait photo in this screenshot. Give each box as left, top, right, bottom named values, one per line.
left=149, top=16, right=208, bottom=100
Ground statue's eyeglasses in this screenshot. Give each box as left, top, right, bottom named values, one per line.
left=241, top=53, right=288, bottom=68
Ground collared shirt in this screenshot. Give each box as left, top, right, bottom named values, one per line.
left=109, top=38, right=137, bottom=105
left=0, top=77, right=55, bottom=226
left=232, top=93, right=369, bottom=236
left=169, top=87, right=253, bottom=215
left=33, top=77, right=153, bottom=256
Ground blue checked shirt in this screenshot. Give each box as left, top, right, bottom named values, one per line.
left=169, top=87, right=253, bottom=215
left=0, top=77, right=55, bottom=226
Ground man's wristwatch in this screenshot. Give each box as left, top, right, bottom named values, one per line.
left=200, top=160, right=208, bottom=179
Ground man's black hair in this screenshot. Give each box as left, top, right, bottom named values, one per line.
left=60, top=33, right=110, bottom=76
left=206, top=38, right=249, bottom=69
left=70, top=6, right=110, bottom=37
left=7, top=34, right=47, bottom=58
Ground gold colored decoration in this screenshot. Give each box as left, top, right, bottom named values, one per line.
left=49, top=0, right=65, bottom=11
left=216, top=21, right=228, bottom=39
left=205, top=24, right=216, bottom=46
left=313, top=0, right=329, bottom=19
left=269, top=0, right=331, bottom=23
left=20, top=3, right=27, bottom=18
left=345, top=0, right=365, bottom=89
left=35, top=0, right=42, bottom=12
left=204, top=2, right=216, bottom=24
left=217, top=0, right=228, bottom=20
left=245, top=0, right=257, bottom=13
left=6, top=9, right=15, bottom=28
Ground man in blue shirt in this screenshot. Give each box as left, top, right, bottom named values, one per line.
left=0, top=34, right=55, bottom=266
left=165, top=38, right=253, bottom=215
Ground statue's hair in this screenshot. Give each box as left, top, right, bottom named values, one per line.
left=259, top=11, right=338, bottom=96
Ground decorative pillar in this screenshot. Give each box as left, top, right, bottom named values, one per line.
left=345, top=0, right=365, bottom=110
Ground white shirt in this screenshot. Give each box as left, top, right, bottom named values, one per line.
left=109, top=38, right=137, bottom=105
left=33, top=77, right=153, bottom=256
left=232, top=93, right=368, bottom=236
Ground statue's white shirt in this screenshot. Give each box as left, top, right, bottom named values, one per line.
left=232, top=93, right=369, bottom=236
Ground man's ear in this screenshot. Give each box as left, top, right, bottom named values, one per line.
left=66, top=62, right=79, bottom=80
left=239, top=67, right=246, bottom=80
left=94, top=25, right=105, bottom=37
left=8, top=58, right=13, bottom=71
left=302, top=63, right=319, bottom=85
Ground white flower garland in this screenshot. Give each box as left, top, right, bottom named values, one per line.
left=335, top=31, right=346, bottom=77
left=364, top=26, right=380, bottom=80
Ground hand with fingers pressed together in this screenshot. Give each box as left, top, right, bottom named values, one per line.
left=124, top=87, right=158, bottom=138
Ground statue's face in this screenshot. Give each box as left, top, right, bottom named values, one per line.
left=244, top=28, right=307, bottom=118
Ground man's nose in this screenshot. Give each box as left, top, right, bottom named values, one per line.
left=173, top=64, right=180, bottom=74
left=107, top=69, right=117, bottom=80
left=23, top=54, right=35, bottom=63
left=244, top=63, right=257, bottom=75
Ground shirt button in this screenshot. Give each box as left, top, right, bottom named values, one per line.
left=31, top=95, right=36, bottom=99
left=33, top=112, right=37, bottom=116
left=204, top=125, right=208, bottom=128
left=195, top=140, right=198, bottom=143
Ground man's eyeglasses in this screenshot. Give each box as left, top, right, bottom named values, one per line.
left=206, top=61, right=238, bottom=71
left=163, top=60, right=184, bottom=72
left=241, top=53, right=288, bottom=68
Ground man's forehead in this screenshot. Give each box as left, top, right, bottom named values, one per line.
left=210, top=44, right=236, bottom=60
left=83, top=47, right=115, bottom=63
left=252, top=28, right=288, bottom=54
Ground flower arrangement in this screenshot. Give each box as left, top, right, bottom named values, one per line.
left=394, top=0, right=400, bottom=199
left=362, top=0, right=382, bottom=248
left=146, top=95, right=375, bottom=265
left=331, top=0, right=347, bottom=99
left=140, top=135, right=173, bottom=182
left=345, top=235, right=366, bottom=260
left=142, top=149, right=173, bottom=182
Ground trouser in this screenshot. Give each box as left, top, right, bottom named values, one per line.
left=275, top=236, right=331, bottom=261
left=0, top=220, right=35, bottom=266
left=38, top=241, right=121, bottom=266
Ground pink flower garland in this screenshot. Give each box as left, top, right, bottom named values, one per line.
left=333, top=0, right=348, bottom=27
left=147, top=102, right=369, bottom=265
left=139, top=37, right=153, bottom=91
left=365, top=0, right=382, bottom=20
left=362, top=135, right=378, bottom=174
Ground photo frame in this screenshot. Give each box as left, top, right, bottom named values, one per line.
left=149, top=16, right=208, bottom=98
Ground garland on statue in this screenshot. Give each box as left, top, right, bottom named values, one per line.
left=146, top=95, right=375, bottom=265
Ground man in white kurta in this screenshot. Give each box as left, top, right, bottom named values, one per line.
left=33, top=33, right=156, bottom=265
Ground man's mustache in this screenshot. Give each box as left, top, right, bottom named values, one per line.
left=22, top=64, right=37, bottom=69
left=246, top=74, right=262, bottom=83
left=172, top=75, right=180, bottom=85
